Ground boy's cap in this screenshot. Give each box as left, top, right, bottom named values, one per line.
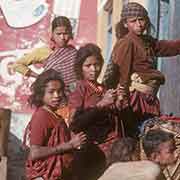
left=121, top=2, right=148, bottom=20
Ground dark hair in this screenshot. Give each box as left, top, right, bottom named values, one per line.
left=142, top=129, right=174, bottom=158
left=51, top=16, right=73, bottom=39
left=28, top=69, right=65, bottom=107
left=75, top=43, right=104, bottom=79
left=115, top=16, right=153, bottom=39
left=110, top=137, right=137, bottom=164
left=116, top=2, right=154, bottom=39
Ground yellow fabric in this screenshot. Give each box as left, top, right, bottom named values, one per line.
left=12, top=46, right=53, bottom=75
left=56, top=105, right=70, bottom=126
left=129, top=73, right=159, bottom=95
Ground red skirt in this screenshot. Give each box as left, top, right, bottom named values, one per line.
left=130, top=90, right=160, bottom=119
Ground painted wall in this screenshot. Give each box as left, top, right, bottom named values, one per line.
left=75, top=0, right=97, bottom=47
left=0, top=0, right=52, bottom=114
left=147, top=0, right=180, bottom=115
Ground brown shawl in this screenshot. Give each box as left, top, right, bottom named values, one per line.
left=23, top=114, right=73, bottom=180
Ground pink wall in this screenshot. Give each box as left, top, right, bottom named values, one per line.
left=0, top=0, right=53, bottom=113
left=75, top=0, right=97, bottom=47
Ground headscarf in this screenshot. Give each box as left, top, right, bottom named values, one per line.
left=115, top=2, right=151, bottom=39
left=121, top=2, right=148, bottom=20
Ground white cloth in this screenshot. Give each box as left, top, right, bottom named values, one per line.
left=0, top=0, right=48, bottom=28
left=98, top=160, right=164, bottom=180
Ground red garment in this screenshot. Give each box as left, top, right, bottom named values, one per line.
left=69, top=80, right=104, bottom=109
left=23, top=107, right=73, bottom=180
left=69, top=80, right=120, bottom=158
left=130, top=90, right=160, bottom=118
left=44, top=45, right=77, bottom=94
left=160, top=114, right=180, bottom=122
left=69, top=80, right=121, bottom=180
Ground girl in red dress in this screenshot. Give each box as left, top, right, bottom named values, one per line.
left=24, top=69, right=86, bottom=180
left=68, top=43, right=122, bottom=180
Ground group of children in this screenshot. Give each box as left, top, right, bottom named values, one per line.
left=11, top=2, right=180, bottom=180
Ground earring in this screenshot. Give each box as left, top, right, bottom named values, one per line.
left=124, top=23, right=128, bottom=28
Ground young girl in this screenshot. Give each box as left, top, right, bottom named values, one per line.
left=68, top=43, right=122, bottom=180
left=23, top=69, right=86, bottom=180
left=12, top=16, right=77, bottom=95
left=111, top=2, right=180, bottom=135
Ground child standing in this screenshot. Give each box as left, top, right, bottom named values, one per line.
left=111, top=2, right=180, bottom=135
left=24, top=69, right=86, bottom=180
left=12, top=16, right=77, bottom=95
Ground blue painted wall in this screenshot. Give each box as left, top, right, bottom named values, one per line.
left=158, top=0, right=180, bottom=115
left=148, top=0, right=180, bottom=115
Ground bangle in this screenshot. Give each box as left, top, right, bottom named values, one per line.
left=77, top=146, right=81, bottom=150
left=69, top=142, right=74, bottom=149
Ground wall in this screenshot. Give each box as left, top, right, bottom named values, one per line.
left=159, top=0, right=180, bottom=115
left=76, top=0, right=97, bottom=46
left=148, top=0, right=180, bottom=115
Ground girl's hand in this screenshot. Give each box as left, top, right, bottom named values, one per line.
left=97, top=89, right=117, bottom=108
left=69, top=132, right=87, bottom=149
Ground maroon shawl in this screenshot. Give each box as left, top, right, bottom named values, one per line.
left=69, top=80, right=121, bottom=158
left=23, top=110, right=73, bottom=180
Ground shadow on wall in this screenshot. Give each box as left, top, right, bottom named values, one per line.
left=7, top=132, right=27, bottom=180
left=7, top=111, right=31, bottom=180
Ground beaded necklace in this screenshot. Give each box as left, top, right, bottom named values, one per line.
left=86, top=80, right=104, bottom=96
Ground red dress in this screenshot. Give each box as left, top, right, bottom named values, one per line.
left=68, top=80, right=121, bottom=180
left=23, top=107, right=73, bottom=180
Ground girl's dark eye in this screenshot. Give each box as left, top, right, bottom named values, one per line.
left=130, top=20, right=136, bottom=23
left=48, top=91, right=54, bottom=94
left=56, top=32, right=69, bottom=35
left=86, top=64, right=91, bottom=67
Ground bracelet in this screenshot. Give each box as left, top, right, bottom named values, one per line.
left=77, top=146, right=81, bottom=150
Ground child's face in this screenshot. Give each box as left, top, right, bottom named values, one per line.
left=52, top=26, right=71, bottom=48
left=125, top=16, right=147, bottom=35
left=82, top=55, right=102, bottom=82
left=155, top=140, right=178, bottom=167
left=43, top=80, right=64, bottom=110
